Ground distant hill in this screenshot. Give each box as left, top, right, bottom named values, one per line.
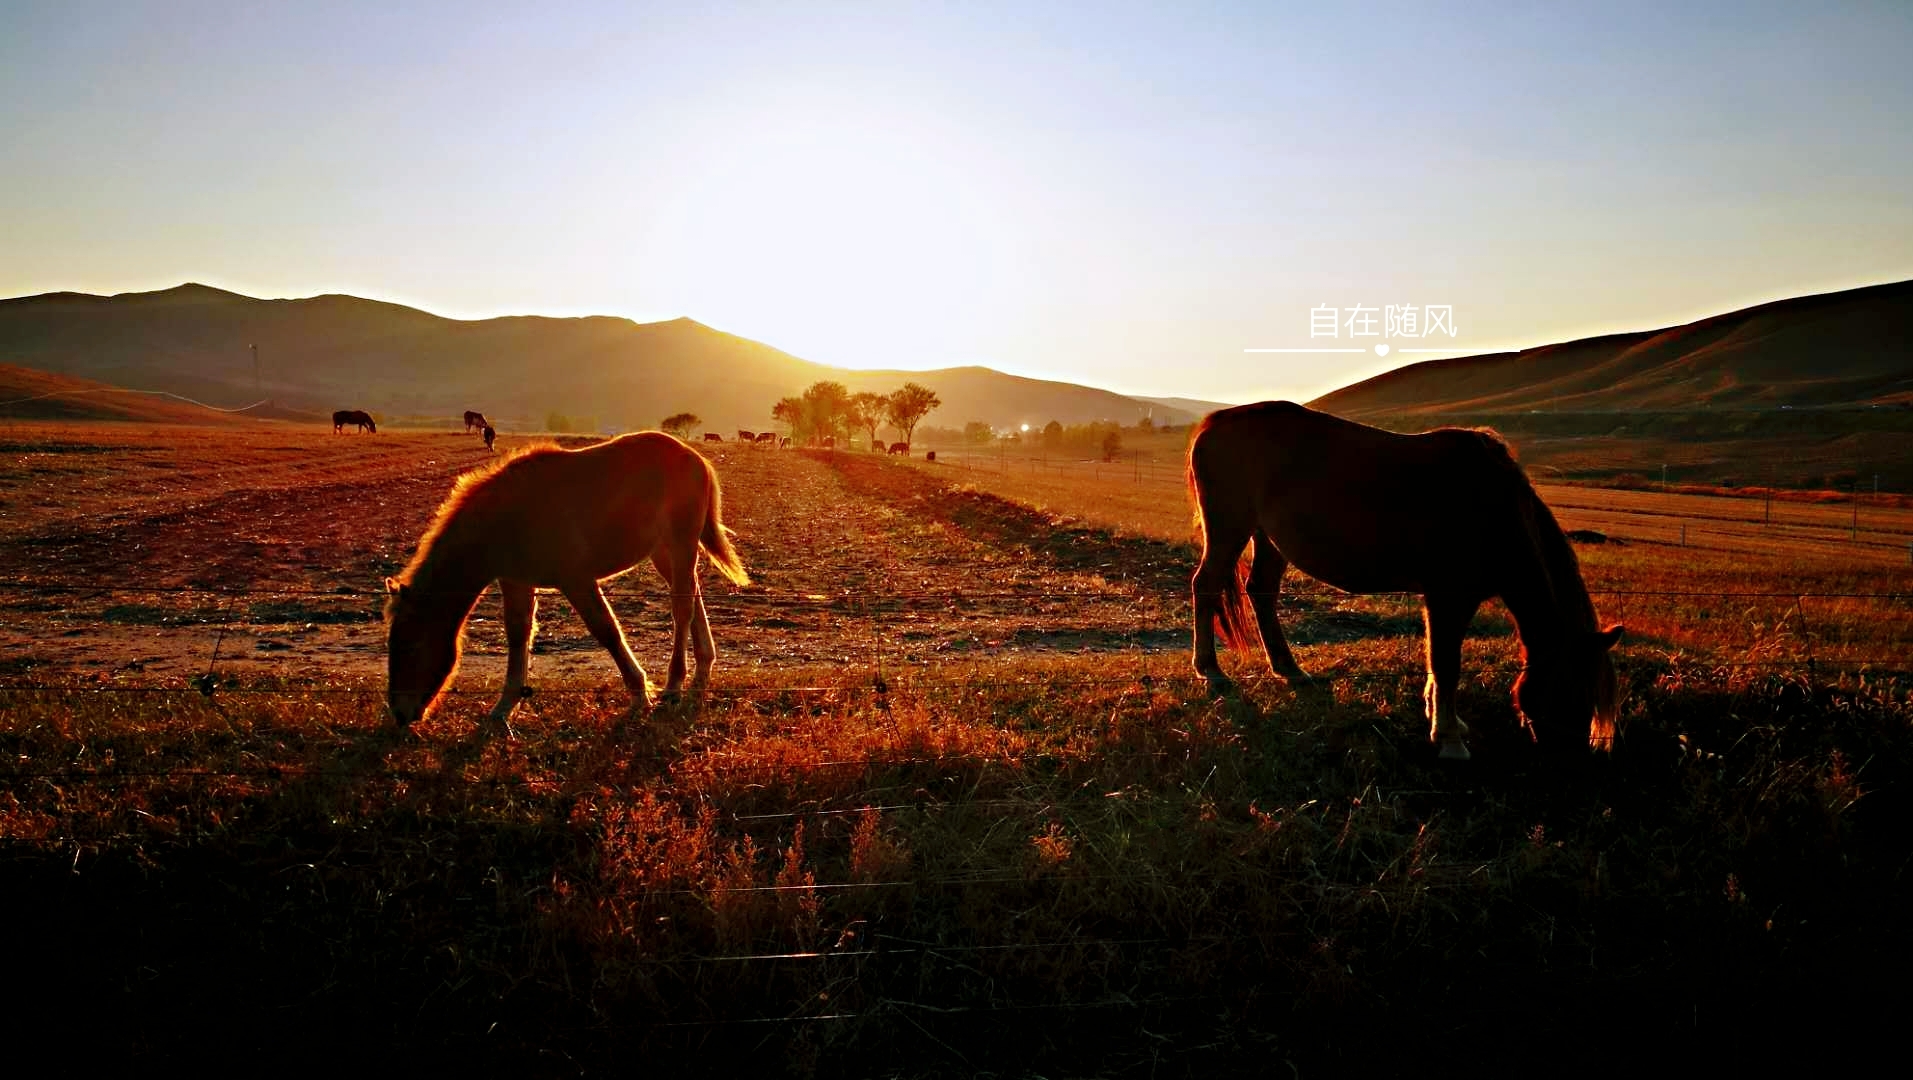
left=0, top=284, right=1205, bottom=434
left=0, top=362, right=275, bottom=424
left=1134, top=395, right=1240, bottom=420
left=1311, top=279, right=1913, bottom=417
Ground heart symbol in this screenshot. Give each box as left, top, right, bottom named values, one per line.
left=1374, top=344, right=1391, bottom=357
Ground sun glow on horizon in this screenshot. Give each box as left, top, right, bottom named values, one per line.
left=634, top=92, right=1032, bottom=373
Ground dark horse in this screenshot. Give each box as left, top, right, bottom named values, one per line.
left=385, top=432, right=750, bottom=726
left=464, top=410, right=490, bottom=434
left=332, top=409, right=376, bottom=434
left=1188, top=402, right=1621, bottom=760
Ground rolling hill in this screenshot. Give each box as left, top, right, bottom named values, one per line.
left=1310, top=278, right=1913, bottom=417
left=0, top=284, right=1206, bottom=434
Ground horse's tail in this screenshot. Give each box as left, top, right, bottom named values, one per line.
left=1186, top=431, right=1258, bottom=652
left=699, top=461, right=750, bottom=587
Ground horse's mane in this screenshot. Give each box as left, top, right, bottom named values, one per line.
left=395, top=441, right=563, bottom=589
left=1473, top=429, right=1598, bottom=636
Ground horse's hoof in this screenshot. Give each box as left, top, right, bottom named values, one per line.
left=1437, top=738, right=1472, bottom=761
left=1203, top=675, right=1236, bottom=698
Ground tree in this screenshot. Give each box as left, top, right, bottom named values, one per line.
left=884, top=383, right=941, bottom=446
left=1042, top=420, right=1064, bottom=448
left=801, top=381, right=852, bottom=444
left=771, top=396, right=805, bottom=439
left=659, top=412, right=701, bottom=439
left=1134, top=415, right=1154, bottom=434
left=545, top=411, right=573, bottom=433
left=1101, top=428, right=1124, bottom=462
left=848, top=391, right=890, bottom=446
left=963, top=421, right=995, bottom=445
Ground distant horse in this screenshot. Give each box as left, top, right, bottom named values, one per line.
left=333, top=409, right=376, bottom=434
left=386, top=432, right=750, bottom=726
left=1187, top=402, right=1622, bottom=760
left=464, top=410, right=490, bottom=434
left=703, top=433, right=723, bottom=442
left=888, top=442, right=909, bottom=455
left=482, top=425, right=496, bottom=453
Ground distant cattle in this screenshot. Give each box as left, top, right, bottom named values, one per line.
left=463, top=410, right=489, bottom=434
left=703, top=433, right=723, bottom=442
left=780, top=437, right=791, bottom=448
left=925, top=450, right=936, bottom=462
left=332, top=409, right=376, bottom=434
left=754, top=432, right=779, bottom=447
left=483, top=425, right=496, bottom=452
left=737, top=429, right=756, bottom=443
left=888, top=442, right=909, bottom=455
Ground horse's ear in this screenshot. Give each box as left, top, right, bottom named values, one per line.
left=385, top=576, right=404, bottom=596
left=1596, top=625, right=1624, bottom=650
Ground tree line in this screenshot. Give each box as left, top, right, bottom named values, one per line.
left=771, top=381, right=942, bottom=446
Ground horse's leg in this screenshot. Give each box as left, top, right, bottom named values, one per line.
left=649, top=549, right=695, bottom=696
left=1423, top=595, right=1481, bottom=761
left=1191, top=509, right=1252, bottom=696
left=490, top=580, right=537, bottom=723
left=559, top=580, right=654, bottom=712
left=1246, top=531, right=1314, bottom=690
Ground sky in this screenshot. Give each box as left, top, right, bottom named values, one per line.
left=3, top=1, right=1911, bottom=404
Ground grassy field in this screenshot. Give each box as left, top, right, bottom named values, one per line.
left=3, top=421, right=1911, bottom=1072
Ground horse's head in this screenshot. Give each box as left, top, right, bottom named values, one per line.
left=1513, top=625, right=1624, bottom=751
left=366, top=418, right=378, bottom=433
left=385, top=576, right=458, bottom=725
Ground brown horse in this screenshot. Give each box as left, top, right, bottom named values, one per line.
left=464, top=410, right=489, bottom=434
left=1187, top=401, right=1621, bottom=760
left=332, top=409, right=376, bottom=434
left=385, top=431, right=750, bottom=726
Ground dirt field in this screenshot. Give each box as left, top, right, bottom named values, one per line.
left=4, top=420, right=1909, bottom=690
left=4, top=420, right=1912, bottom=1072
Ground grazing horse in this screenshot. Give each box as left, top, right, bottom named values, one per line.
left=888, top=442, right=909, bottom=455
left=482, top=425, right=496, bottom=453
left=385, top=432, right=751, bottom=726
left=332, top=409, right=376, bottom=434
left=1187, top=402, right=1622, bottom=760
left=464, top=410, right=490, bottom=434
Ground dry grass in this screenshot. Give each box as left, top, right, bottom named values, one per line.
left=2, top=421, right=1910, bottom=1071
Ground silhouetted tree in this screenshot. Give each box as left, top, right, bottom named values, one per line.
left=659, top=412, right=700, bottom=439
left=1101, top=428, right=1123, bottom=462
left=884, top=383, right=941, bottom=446
left=848, top=391, right=890, bottom=446
left=771, top=396, right=805, bottom=439
left=801, top=381, right=852, bottom=444
left=1042, top=420, right=1064, bottom=448
left=964, top=421, right=995, bottom=445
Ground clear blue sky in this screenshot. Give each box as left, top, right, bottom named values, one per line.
left=4, top=1, right=1910, bottom=403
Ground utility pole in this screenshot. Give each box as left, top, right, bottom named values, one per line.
left=250, top=343, right=260, bottom=400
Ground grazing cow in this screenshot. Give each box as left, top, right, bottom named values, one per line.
left=463, top=410, right=490, bottom=434
left=703, top=433, right=723, bottom=442
left=754, top=432, right=779, bottom=448
left=925, top=450, right=935, bottom=462
left=737, top=429, right=756, bottom=443
left=333, top=409, right=377, bottom=434
left=482, top=425, right=496, bottom=452
left=888, top=442, right=909, bottom=455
